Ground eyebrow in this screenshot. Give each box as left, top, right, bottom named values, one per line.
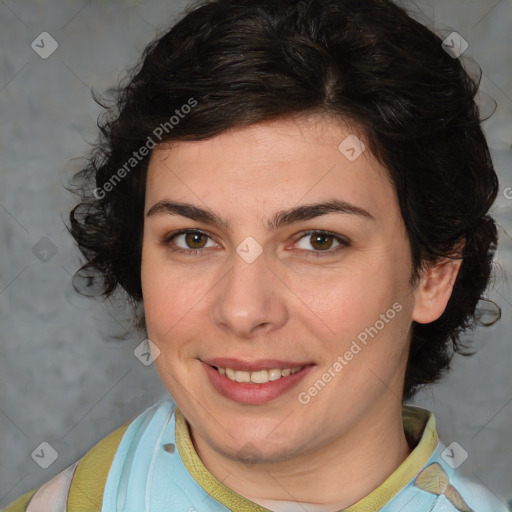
left=146, top=199, right=374, bottom=231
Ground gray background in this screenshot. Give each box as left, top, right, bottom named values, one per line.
left=0, top=0, right=511, bottom=509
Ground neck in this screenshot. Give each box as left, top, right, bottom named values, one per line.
left=190, top=397, right=412, bottom=510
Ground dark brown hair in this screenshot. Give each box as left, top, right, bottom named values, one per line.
left=68, top=0, right=500, bottom=399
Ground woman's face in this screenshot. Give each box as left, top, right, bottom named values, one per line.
left=141, top=115, right=422, bottom=463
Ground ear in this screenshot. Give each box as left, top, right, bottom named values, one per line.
left=412, top=250, right=464, bottom=325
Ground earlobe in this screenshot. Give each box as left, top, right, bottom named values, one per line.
left=411, top=256, right=463, bottom=324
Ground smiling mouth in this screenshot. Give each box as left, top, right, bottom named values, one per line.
left=212, top=365, right=305, bottom=384
left=202, top=361, right=314, bottom=404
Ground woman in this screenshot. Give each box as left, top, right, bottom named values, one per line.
left=5, top=0, right=508, bottom=510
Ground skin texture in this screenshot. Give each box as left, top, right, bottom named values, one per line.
left=141, top=115, right=462, bottom=510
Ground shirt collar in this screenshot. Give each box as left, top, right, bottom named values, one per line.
left=175, top=405, right=438, bottom=512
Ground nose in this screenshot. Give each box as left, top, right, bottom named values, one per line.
left=210, top=250, right=289, bottom=339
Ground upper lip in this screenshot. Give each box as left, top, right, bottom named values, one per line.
left=202, top=358, right=314, bottom=372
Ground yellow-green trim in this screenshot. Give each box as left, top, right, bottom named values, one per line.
left=175, top=405, right=438, bottom=512
left=3, top=488, right=38, bottom=512
left=175, top=408, right=272, bottom=512
left=67, top=422, right=130, bottom=511
left=343, top=406, right=438, bottom=511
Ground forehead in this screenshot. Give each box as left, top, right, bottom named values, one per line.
left=145, top=115, right=397, bottom=224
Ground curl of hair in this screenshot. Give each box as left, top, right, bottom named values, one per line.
left=68, top=0, right=500, bottom=399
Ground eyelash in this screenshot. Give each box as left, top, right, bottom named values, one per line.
left=162, top=229, right=350, bottom=258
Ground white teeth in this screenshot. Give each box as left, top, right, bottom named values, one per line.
left=268, top=369, right=281, bottom=381
left=251, top=369, right=269, bottom=383
left=235, top=370, right=251, bottom=383
left=216, top=366, right=304, bottom=383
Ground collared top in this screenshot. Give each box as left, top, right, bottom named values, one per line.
left=4, top=399, right=509, bottom=512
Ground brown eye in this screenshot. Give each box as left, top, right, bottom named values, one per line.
left=165, top=230, right=217, bottom=254
left=309, top=233, right=334, bottom=251
left=184, top=231, right=208, bottom=249
left=294, top=230, right=350, bottom=257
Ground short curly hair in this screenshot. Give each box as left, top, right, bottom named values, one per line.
left=68, top=0, right=500, bottom=400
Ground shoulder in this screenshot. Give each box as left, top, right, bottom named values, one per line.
left=402, top=405, right=509, bottom=512
left=3, top=402, right=172, bottom=512
left=447, top=468, right=510, bottom=512
left=414, top=457, right=510, bottom=512
left=3, top=461, right=80, bottom=512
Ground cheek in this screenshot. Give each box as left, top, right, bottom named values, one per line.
left=142, top=276, right=197, bottom=340
left=141, top=248, right=215, bottom=344
left=141, top=246, right=180, bottom=337
left=290, top=262, right=402, bottom=337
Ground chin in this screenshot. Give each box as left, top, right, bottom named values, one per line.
left=199, top=416, right=309, bottom=464
left=221, top=437, right=303, bottom=466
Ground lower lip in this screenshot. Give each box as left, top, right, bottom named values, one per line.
left=202, top=362, right=314, bottom=405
